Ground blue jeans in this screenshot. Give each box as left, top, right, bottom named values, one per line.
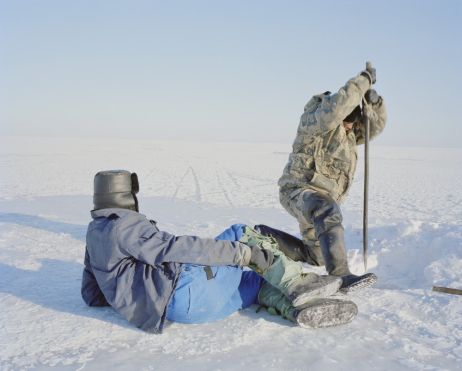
left=166, top=224, right=263, bottom=324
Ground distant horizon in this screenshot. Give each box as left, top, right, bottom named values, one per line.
left=2, top=134, right=462, bottom=150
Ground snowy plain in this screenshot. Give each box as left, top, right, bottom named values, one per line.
left=0, top=136, right=461, bottom=370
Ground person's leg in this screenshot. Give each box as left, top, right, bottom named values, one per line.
left=226, top=267, right=358, bottom=328
left=239, top=226, right=341, bottom=307
left=217, top=223, right=341, bottom=307
left=257, top=282, right=358, bottom=328
left=234, top=270, right=264, bottom=308
left=216, top=224, right=264, bottom=308
left=297, top=190, right=351, bottom=276
left=166, top=224, right=262, bottom=324
left=253, top=223, right=314, bottom=264
left=166, top=263, right=246, bottom=323
left=297, top=190, right=377, bottom=291
left=299, top=219, right=324, bottom=266
left=279, top=189, right=324, bottom=266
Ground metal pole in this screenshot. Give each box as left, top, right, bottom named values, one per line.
left=363, top=108, right=370, bottom=272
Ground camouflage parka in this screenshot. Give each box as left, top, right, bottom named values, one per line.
left=278, top=74, right=387, bottom=203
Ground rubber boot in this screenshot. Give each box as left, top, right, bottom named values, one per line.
left=254, top=224, right=319, bottom=265
left=318, top=225, right=377, bottom=293
left=240, top=226, right=342, bottom=307
left=258, top=282, right=358, bottom=328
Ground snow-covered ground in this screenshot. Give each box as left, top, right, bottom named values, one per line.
left=0, top=137, right=461, bottom=370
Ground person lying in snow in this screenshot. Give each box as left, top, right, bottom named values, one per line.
left=81, top=170, right=358, bottom=333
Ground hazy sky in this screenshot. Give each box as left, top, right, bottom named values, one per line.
left=1, top=0, right=461, bottom=147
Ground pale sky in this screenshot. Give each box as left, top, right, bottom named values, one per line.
left=1, top=0, right=461, bottom=147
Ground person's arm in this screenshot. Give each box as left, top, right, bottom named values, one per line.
left=355, top=94, right=387, bottom=144
left=81, top=248, right=109, bottom=307
left=116, top=216, right=251, bottom=267
left=315, top=73, right=371, bottom=132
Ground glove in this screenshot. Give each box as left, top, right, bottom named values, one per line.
left=365, top=89, right=381, bottom=105
left=249, top=245, right=274, bottom=273
left=360, top=62, right=376, bottom=85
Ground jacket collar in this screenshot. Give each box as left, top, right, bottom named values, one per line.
left=91, top=208, right=144, bottom=219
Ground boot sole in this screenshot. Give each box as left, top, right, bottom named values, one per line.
left=340, top=273, right=377, bottom=294
left=296, top=298, right=358, bottom=328
left=290, top=277, right=342, bottom=308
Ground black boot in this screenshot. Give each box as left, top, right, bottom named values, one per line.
left=254, top=224, right=320, bottom=265
left=339, top=273, right=377, bottom=293
left=318, top=225, right=377, bottom=293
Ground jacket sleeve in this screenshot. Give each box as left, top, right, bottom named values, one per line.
left=354, top=97, right=387, bottom=144
left=81, top=247, right=109, bottom=307
left=315, top=74, right=371, bottom=132
left=116, top=217, right=252, bottom=267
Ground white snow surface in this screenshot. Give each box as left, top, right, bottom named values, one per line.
left=0, top=137, right=461, bottom=370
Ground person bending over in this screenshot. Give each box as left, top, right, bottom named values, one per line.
left=275, top=63, right=387, bottom=292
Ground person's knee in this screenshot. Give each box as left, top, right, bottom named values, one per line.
left=301, top=192, right=342, bottom=234
left=215, top=224, right=248, bottom=241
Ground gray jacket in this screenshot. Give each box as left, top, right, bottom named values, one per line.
left=81, top=208, right=251, bottom=333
